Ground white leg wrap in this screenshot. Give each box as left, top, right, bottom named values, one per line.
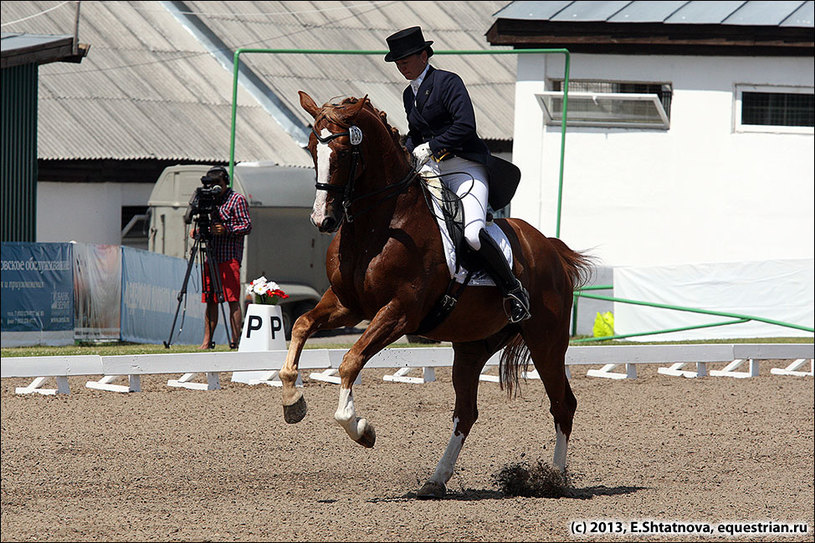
left=335, top=387, right=366, bottom=440
left=553, top=423, right=568, bottom=472
left=428, top=417, right=466, bottom=485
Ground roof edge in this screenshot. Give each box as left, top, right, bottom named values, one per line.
left=1, top=32, right=89, bottom=69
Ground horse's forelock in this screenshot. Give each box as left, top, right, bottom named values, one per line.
left=316, top=96, right=407, bottom=158
left=316, top=97, right=364, bottom=127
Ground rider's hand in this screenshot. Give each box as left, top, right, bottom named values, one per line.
left=412, top=142, right=432, bottom=166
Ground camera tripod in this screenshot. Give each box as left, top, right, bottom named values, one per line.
left=164, top=221, right=237, bottom=349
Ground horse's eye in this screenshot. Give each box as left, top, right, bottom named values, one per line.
left=338, top=150, right=349, bottom=158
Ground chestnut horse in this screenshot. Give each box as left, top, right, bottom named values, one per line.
left=278, top=91, right=592, bottom=499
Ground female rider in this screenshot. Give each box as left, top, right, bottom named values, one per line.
left=384, top=26, right=530, bottom=323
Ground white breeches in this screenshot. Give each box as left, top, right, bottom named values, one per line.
left=420, top=156, right=489, bottom=251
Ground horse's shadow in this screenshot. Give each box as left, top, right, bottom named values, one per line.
left=367, top=484, right=645, bottom=503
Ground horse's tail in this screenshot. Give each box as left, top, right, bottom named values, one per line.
left=550, top=237, right=595, bottom=292
left=499, top=239, right=595, bottom=397
left=499, top=333, right=530, bottom=398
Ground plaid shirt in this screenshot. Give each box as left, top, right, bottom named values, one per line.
left=211, top=188, right=252, bottom=263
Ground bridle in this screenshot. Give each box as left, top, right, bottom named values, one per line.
left=312, top=121, right=417, bottom=223
left=312, top=123, right=364, bottom=221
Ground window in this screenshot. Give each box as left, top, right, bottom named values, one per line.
left=537, top=80, right=672, bottom=129
left=736, top=85, right=814, bottom=134
left=122, top=206, right=149, bottom=250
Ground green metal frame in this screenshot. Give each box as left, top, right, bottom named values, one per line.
left=572, top=286, right=814, bottom=342
left=228, top=48, right=571, bottom=237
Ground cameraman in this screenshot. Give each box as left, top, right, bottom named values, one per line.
left=193, top=166, right=252, bottom=349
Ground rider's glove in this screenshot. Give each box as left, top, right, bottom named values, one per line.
left=412, top=142, right=432, bottom=166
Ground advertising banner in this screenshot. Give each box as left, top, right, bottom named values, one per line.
left=1, top=242, right=74, bottom=346
left=614, top=259, right=814, bottom=340
left=120, top=247, right=227, bottom=346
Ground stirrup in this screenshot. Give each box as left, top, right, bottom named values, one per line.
left=503, top=285, right=531, bottom=323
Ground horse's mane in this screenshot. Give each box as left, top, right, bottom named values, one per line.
left=321, top=97, right=406, bottom=155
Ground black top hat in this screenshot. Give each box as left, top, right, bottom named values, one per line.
left=384, top=26, right=434, bottom=62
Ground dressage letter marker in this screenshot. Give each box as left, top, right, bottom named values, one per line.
left=270, top=315, right=283, bottom=339
left=246, top=315, right=263, bottom=338
left=231, top=304, right=300, bottom=387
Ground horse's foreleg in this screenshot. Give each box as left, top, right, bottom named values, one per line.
left=334, top=304, right=409, bottom=448
left=334, top=386, right=376, bottom=448
left=418, top=341, right=492, bottom=499
left=280, top=290, right=358, bottom=424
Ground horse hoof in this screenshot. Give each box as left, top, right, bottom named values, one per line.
left=355, top=424, right=376, bottom=448
left=283, top=395, right=307, bottom=424
left=416, top=481, right=446, bottom=500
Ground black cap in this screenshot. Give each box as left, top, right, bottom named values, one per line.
left=202, top=166, right=229, bottom=185
left=384, top=26, right=434, bottom=62
left=206, top=166, right=227, bottom=177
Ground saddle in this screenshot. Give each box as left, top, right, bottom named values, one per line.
left=413, top=180, right=496, bottom=335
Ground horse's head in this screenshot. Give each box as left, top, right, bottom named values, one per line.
left=299, top=91, right=370, bottom=233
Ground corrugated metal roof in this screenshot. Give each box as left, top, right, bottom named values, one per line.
left=178, top=1, right=517, bottom=142
left=1, top=1, right=517, bottom=168
left=494, top=1, right=814, bottom=27
left=1, top=1, right=313, bottom=166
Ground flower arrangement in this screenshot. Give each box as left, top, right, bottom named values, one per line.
left=246, top=276, right=289, bottom=305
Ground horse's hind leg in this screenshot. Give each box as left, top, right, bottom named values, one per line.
left=524, top=332, right=576, bottom=472
left=417, top=340, right=494, bottom=499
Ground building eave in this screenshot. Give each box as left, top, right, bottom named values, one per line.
left=486, top=20, right=815, bottom=56
left=1, top=33, right=89, bottom=69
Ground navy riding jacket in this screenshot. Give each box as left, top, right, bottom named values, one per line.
left=402, top=66, right=490, bottom=164
left=402, top=65, right=521, bottom=211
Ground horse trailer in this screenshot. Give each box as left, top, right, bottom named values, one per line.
left=147, top=162, right=332, bottom=337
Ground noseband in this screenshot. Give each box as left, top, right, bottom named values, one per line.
left=312, top=121, right=416, bottom=223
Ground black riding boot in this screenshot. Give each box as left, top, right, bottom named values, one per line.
left=475, top=229, right=531, bottom=323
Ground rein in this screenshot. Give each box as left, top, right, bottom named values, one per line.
left=312, top=123, right=417, bottom=222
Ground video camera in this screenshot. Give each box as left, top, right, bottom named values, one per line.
left=183, top=167, right=226, bottom=228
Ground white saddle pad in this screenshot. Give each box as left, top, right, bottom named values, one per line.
left=427, top=180, right=512, bottom=286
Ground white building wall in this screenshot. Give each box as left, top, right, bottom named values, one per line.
left=37, top=182, right=154, bottom=244
left=512, top=53, right=814, bottom=268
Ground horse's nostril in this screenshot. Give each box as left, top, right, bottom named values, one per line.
left=321, top=217, right=336, bottom=231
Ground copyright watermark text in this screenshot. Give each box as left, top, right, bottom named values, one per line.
left=569, top=519, right=810, bottom=537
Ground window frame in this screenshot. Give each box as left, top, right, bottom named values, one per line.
left=734, top=84, right=814, bottom=135
left=536, top=91, right=671, bottom=130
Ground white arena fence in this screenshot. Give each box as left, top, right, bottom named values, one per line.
left=1, top=343, right=812, bottom=395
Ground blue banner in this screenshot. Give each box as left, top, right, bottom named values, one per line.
left=120, top=247, right=227, bottom=346
left=1, top=242, right=74, bottom=332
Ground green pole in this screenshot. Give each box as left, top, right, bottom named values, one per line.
left=228, top=48, right=570, bottom=234
left=572, top=318, right=751, bottom=343
left=576, top=292, right=814, bottom=335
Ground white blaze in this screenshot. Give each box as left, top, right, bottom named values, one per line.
left=311, top=128, right=333, bottom=226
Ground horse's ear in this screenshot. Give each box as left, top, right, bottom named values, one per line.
left=299, top=91, right=320, bottom=119
left=346, top=94, right=368, bottom=120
